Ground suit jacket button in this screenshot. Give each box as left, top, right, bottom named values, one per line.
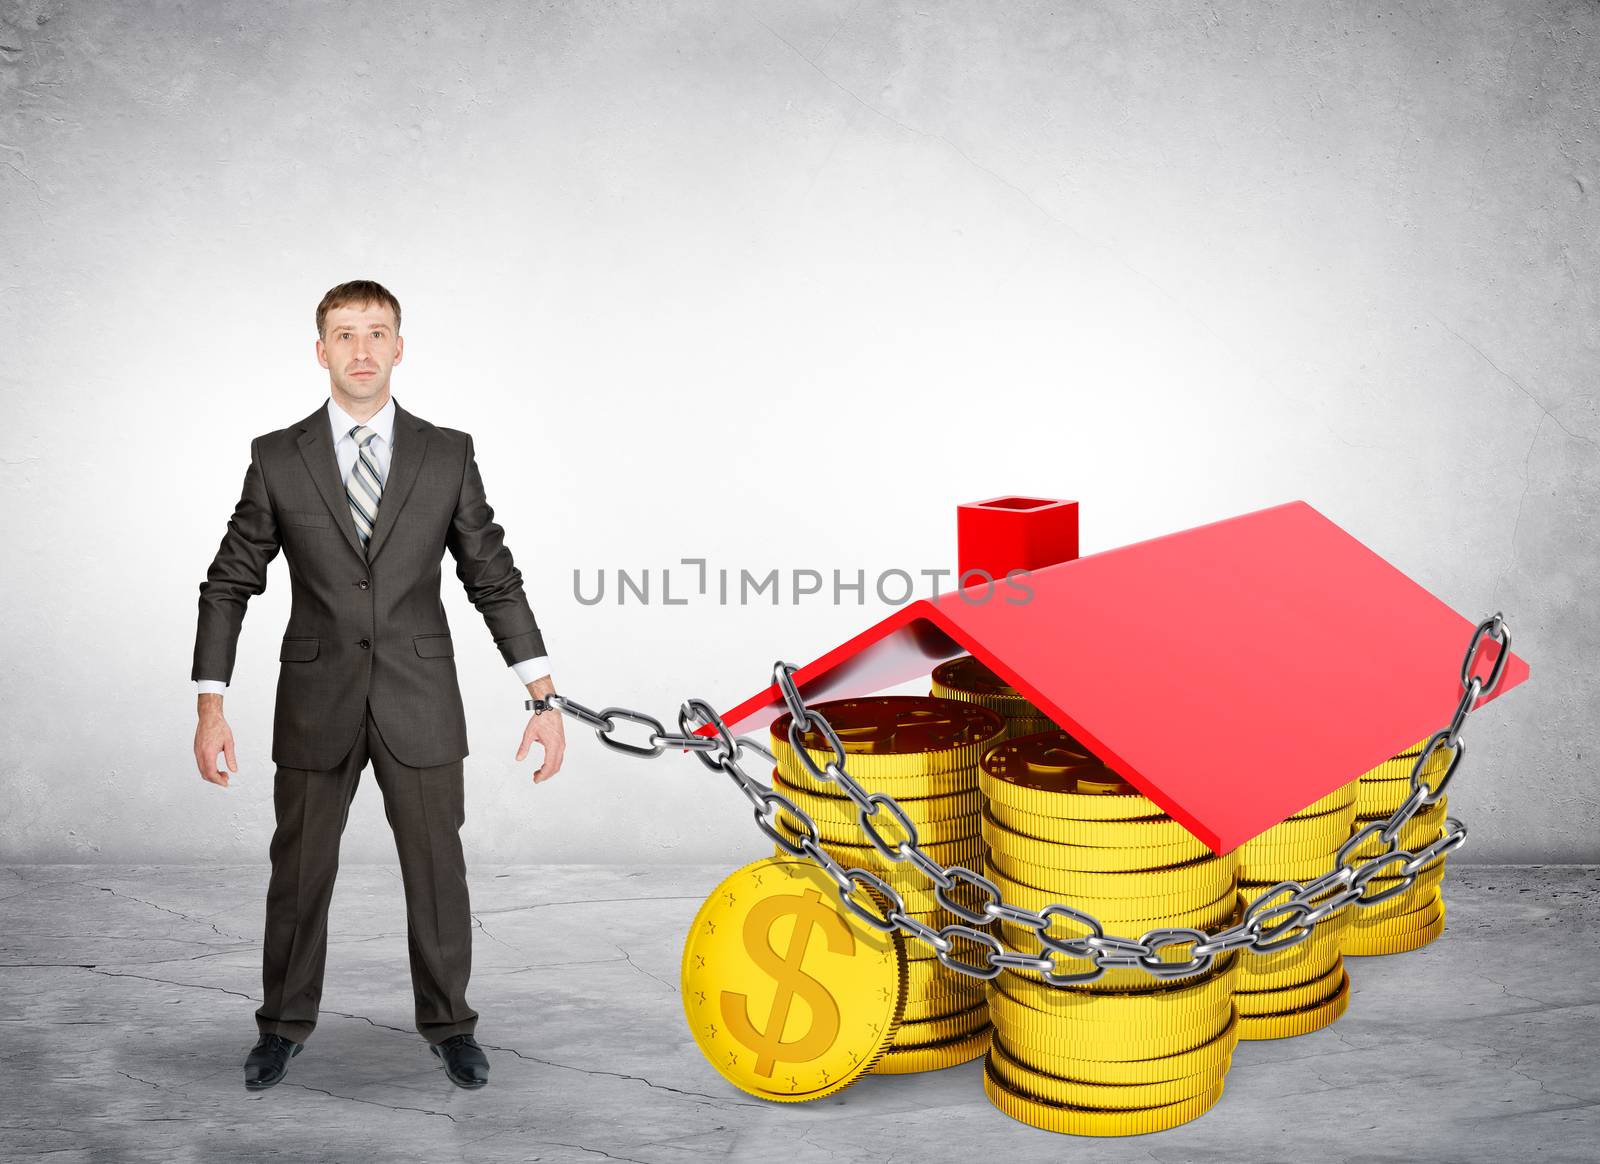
left=357, top=579, right=370, bottom=589
left=359, top=638, right=370, bottom=649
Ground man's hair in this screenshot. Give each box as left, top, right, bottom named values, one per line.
left=316, top=280, right=402, bottom=338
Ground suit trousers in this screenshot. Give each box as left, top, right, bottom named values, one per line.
left=255, top=700, right=478, bottom=1045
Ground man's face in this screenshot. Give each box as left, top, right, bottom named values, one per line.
left=317, top=301, right=403, bottom=402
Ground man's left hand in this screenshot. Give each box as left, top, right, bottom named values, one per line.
left=517, top=708, right=566, bottom=784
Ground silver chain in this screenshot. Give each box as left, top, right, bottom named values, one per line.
left=544, top=613, right=1511, bottom=988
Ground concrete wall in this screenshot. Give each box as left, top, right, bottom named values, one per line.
left=2, top=0, right=1594, bottom=863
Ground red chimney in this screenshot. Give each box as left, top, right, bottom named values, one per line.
left=957, top=496, right=1080, bottom=583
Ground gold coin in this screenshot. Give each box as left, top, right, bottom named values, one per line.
left=931, top=653, right=1033, bottom=701
left=1342, top=909, right=1446, bottom=955
left=979, top=732, right=1160, bottom=821
left=993, top=960, right=1238, bottom=1022
left=1236, top=919, right=1348, bottom=990
left=1344, top=892, right=1443, bottom=938
left=772, top=696, right=1006, bottom=780
left=985, top=845, right=1238, bottom=901
left=1232, top=850, right=1355, bottom=882
left=1235, top=805, right=1357, bottom=856
left=985, top=797, right=1205, bottom=850
left=772, top=829, right=981, bottom=874
left=1356, top=779, right=1443, bottom=817
left=1339, top=870, right=1445, bottom=923
left=986, top=861, right=1238, bottom=926
left=1234, top=959, right=1345, bottom=1014
left=990, top=987, right=1233, bottom=1038
left=993, top=1012, right=1239, bottom=1085
left=930, top=655, right=1041, bottom=714
left=1282, top=780, right=1362, bottom=819
left=772, top=771, right=982, bottom=825
left=984, top=1063, right=1225, bottom=1136
left=985, top=856, right=1238, bottom=919
left=680, top=856, right=906, bottom=1101
left=1341, top=809, right=1447, bottom=860
left=771, top=840, right=988, bottom=915
left=905, top=955, right=987, bottom=997
left=987, top=987, right=1235, bottom=1057
left=894, top=1000, right=990, bottom=1045
left=777, top=753, right=983, bottom=798
left=1005, top=716, right=1065, bottom=739
left=1357, top=743, right=1450, bottom=782
left=987, top=989, right=1232, bottom=1050
left=981, top=806, right=1210, bottom=871
left=764, top=857, right=957, bottom=916
left=1236, top=842, right=1345, bottom=869
left=902, top=984, right=987, bottom=1022
left=871, top=1027, right=990, bottom=1074
left=987, top=1038, right=1224, bottom=1110
left=769, top=792, right=982, bottom=848
left=1236, top=969, right=1351, bottom=1040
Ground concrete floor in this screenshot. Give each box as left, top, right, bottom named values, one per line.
left=1, top=863, right=1595, bottom=1164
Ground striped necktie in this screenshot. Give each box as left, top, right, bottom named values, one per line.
left=346, top=424, right=385, bottom=552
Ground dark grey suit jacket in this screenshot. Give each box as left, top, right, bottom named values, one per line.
left=191, top=397, right=548, bottom=771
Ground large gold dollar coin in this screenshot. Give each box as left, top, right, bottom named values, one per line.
left=772, top=696, right=1006, bottom=781
left=680, top=857, right=908, bottom=1101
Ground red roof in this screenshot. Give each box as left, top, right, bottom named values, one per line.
left=708, top=500, right=1530, bottom=853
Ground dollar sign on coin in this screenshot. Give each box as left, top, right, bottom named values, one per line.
left=722, top=889, right=846, bottom=1076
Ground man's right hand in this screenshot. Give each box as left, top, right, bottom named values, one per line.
left=195, top=697, right=237, bottom=787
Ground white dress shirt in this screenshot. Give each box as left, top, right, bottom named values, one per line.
left=195, top=395, right=551, bottom=693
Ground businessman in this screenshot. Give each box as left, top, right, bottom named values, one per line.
left=190, top=279, right=566, bottom=1092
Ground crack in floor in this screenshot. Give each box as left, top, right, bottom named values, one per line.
left=277, top=1080, right=459, bottom=1123
left=88, top=883, right=245, bottom=942
left=612, top=943, right=676, bottom=994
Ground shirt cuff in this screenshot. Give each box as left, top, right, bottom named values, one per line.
left=510, top=655, right=552, bottom=685
left=195, top=680, right=228, bottom=695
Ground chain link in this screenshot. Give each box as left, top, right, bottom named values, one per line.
left=547, top=613, right=1510, bottom=988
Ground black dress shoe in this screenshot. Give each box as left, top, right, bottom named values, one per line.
left=244, top=1033, right=303, bottom=1090
left=430, top=1033, right=489, bottom=1089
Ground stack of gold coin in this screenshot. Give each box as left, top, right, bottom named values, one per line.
left=978, top=730, right=1244, bottom=1134
left=1231, top=779, right=1360, bottom=1039
left=932, top=653, right=1058, bottom=740
left=768, top=695, right=1006, bottom=1073
left=1339, top=738, right=1451, bottom=956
